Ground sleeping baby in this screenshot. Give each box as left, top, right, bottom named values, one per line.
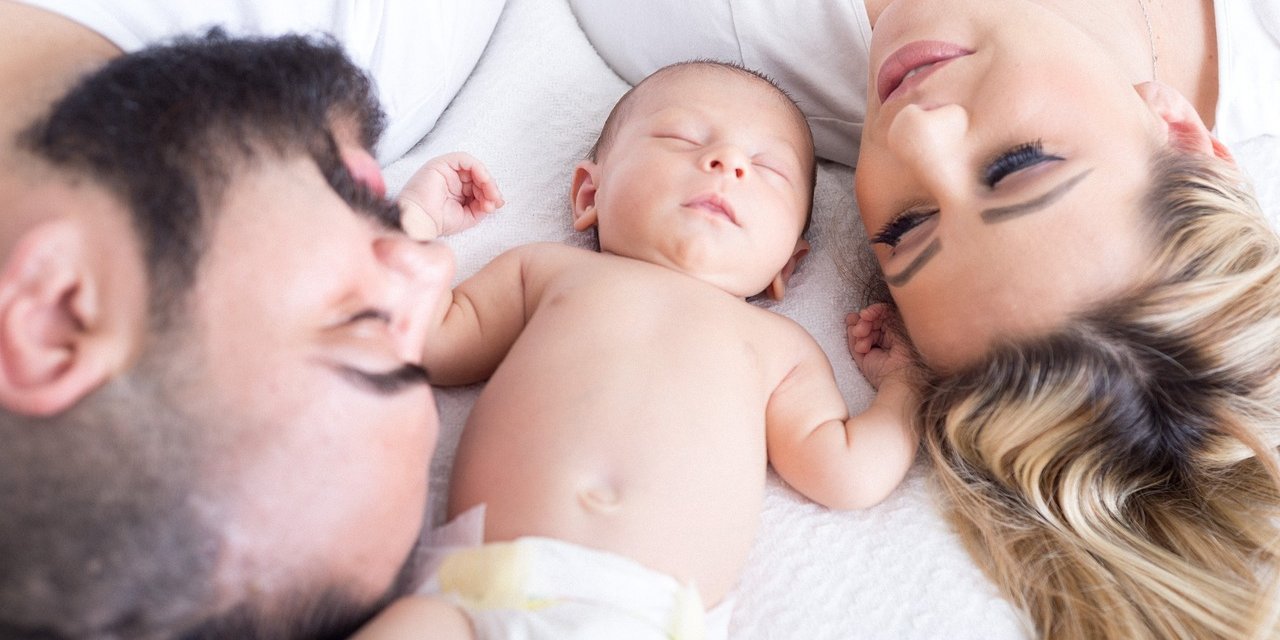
left=356, top=60, right=919, bottom=640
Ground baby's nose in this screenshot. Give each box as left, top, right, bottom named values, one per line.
left=701, top=144, right=749, bottom=179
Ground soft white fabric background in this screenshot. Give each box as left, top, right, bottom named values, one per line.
left=385, top=0, right=1030, bottom=636
left=386, top=1, right=1278, bottom=637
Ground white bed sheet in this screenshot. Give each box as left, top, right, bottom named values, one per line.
left=382, top=0, right=1280, bottom=637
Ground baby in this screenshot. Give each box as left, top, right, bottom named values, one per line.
left=358, top=61, right=917, bottom=639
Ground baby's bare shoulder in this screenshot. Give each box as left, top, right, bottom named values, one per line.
left=750, top=307, right=830, bottom=358
left=503, top=241, right=602, bottom=275
left=507, top=241, right=595, bottom=261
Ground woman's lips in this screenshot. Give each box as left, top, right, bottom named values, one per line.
left=877, top=40, right=974, bottom=103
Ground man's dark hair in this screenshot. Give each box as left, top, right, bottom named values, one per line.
left=19, top=28, right=390, bottom=326
left=1, top=32, right=399, bottom=639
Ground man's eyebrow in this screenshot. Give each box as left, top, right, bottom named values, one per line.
left=886, top=237, right=942, bottom=287
left=335, top=171, right=403, bottom=231
left=981, top=169, right=1094, bottom=223
left=316, top=139, right=403, bottom=231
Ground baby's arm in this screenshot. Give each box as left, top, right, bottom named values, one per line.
left=351, top=595, right=474, bottom=639
left=399, top=152, right=504, bottom=241
left=422, top=244, right=539, bottom=386
left=765, top=314, right=917, bottom=510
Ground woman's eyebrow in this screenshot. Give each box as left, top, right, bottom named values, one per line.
left=886, top=237, right=942, bottom=287
left=884, top=168, right=1093, bottom=288
left=981, top=169, right=1094, bottom=223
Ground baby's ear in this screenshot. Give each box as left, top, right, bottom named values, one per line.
left=571, top=160, right=600, bottom=231
left=1136, top=81, right=1235, bottom=164
left=765, top=238, right=810, bottom=301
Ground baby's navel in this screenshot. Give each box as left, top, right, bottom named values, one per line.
left=577, top=482, right=622, bottom=515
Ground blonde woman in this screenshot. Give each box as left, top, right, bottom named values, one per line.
left=853, top=4, right=1279, bottom=636
left=574, top=0, right=1280, bottom=637
left=863, top=148, right=1280, bottom=639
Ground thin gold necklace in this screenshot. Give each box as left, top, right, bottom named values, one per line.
left=1137, top=0, right=1159, bottom=81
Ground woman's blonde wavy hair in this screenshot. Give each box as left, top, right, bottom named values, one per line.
left=917, top=149, right=1280, bottom=639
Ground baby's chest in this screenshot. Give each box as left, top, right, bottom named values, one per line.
left=528, top=277, right=796, bottom=381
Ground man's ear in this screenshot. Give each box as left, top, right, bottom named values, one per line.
left=765, top=238, right=811, bottom=301
left=0, top=221, right=124, bottom=416
left=571, top=160, right=600, bottom=232
left=1136, top=81, right=1235, bottom=164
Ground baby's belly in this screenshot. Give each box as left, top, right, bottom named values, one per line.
left=447, top=330, right=771, bottom=605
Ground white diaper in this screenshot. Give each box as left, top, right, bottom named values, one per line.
left=418, top=507, right=732, bottom=640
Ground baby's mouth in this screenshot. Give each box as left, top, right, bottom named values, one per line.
left=682, top=193, right=738, bottom=225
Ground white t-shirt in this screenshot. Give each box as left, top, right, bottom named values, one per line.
left=18, top=0, right=507, bottom=165
left=1212, top=0, right=1280, bottom=148
left=571, top=0, right=1278, bottom=169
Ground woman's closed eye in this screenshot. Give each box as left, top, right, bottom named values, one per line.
left=872, top=209, right=936, bottom=248
left=982, top=140, right=1063, bottom=188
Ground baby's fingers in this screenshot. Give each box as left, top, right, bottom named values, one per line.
left=448, top=153, right=504, bottom=210
left=848, top=314, right=874, bottom=339
left=470, top=165, right=505, bottom=210
left=849, top=313, right=880, bottom=355
left=859, top=303, right=892, bottom=326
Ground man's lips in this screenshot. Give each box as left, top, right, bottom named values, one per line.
left=682, top=193, right=737, bottom=224
left=877, top=40, right=974, bottom=103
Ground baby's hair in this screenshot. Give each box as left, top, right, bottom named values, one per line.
left=919, top=148, right=1280, bottom=639
left=588, top=60, right=805, bottom=160
left=586, top=59, right=818, bottom=230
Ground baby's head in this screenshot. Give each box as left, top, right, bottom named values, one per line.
left=572, top=61, right=817, bottom=299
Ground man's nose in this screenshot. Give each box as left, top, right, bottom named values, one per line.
left=887, top=103, right=970, bottom=199
left=699, top=143, right=750, bottom=179
left=374, top=235, right=455, bottom=364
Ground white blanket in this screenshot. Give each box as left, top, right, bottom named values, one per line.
left=382, top=1, right=1279, bottom=638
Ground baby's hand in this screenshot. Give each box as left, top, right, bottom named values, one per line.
left=399, top=152, right=505, bottom=240
left=847, top=303, right=914, bottom=389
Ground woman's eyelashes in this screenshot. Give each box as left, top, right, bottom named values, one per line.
left=872, top=210, right=936, bottom=247
left=982, top=140, right=1063, bottom=188
left=874, top=142, right=1061, bottom=250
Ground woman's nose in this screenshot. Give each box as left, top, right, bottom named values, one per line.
left=373, top=235, right=455, bottom=363
left=700, top=143, right=750, bottom=179
left=886, top=103, right=970, bottom=198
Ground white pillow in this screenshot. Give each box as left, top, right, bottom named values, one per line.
left=568, top=0, right=872, bottom=166
left=17, top=0, right=508, bottom=164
